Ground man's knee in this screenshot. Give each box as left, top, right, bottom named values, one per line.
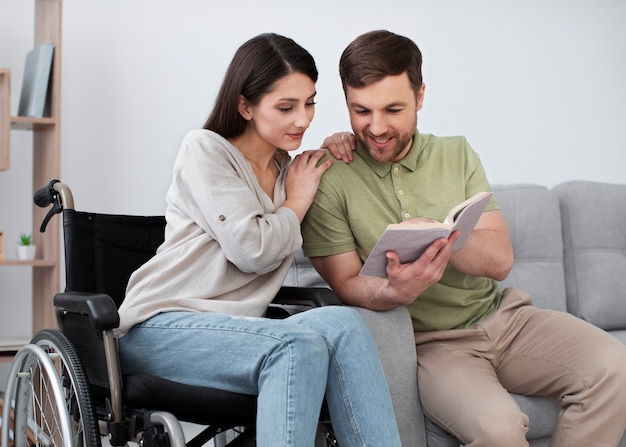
left=595, top=342, right=626, bottom=404
left=468, top=411, right=529, bottom=447
left=424, top=396, right=529, bottom=447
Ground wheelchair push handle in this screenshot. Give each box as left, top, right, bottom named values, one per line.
left=34, top=179, right=75, bottom=232
left=34, top=179, right=60, bottom=207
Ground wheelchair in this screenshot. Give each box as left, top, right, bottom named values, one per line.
left=1, top=180, right=341, bottom=447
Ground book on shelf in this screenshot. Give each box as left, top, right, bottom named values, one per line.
left=18, top=43, right=55, bottom=118
left=360, top=191, right=493, bottom=277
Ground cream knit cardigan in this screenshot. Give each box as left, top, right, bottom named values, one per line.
left=116, top=129, right=301, bottom=337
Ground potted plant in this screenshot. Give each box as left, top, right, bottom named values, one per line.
left=16, top=233, right=37, bottom=261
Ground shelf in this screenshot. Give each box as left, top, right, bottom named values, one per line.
left=0, top=77, right=58, bottom=173
left=11, top=115, right=56, bottom=130
left=0, top=336, right=31, bottom=361
left=0, top=259, right=57, bottom=267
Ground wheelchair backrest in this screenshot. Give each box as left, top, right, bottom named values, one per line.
left=63, top=210, right=166, bottom=307
left=58, top=210, right=165, bottom=389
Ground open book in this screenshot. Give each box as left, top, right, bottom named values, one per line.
left=359, top=191, right=493, bottom=277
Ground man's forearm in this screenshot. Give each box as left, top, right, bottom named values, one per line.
left=448, top=228, right=513, bottom=281
left=332, top=275, right=405, bottom=311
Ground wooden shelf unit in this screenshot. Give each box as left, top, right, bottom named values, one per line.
left=0, top=0, right=63, bottom=355
left=0, top=69, right=9, bottom=171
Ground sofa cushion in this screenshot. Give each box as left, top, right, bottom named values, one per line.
left=492, top=184, right=567, bottom=311
left=553, top=180, right=626, bottom=330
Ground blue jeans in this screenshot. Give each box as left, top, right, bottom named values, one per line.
left=119, top=306, right=401, bottom=447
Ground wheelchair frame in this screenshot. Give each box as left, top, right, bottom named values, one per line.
left=1, top=180, right=340, bottom=447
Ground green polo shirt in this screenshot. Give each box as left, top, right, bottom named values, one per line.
left=302, top=131, right=502, bottom=332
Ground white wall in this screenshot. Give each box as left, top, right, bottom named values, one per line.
left=5, top=0, right=626, bottom=217
left=1, top=0, right=625, bottom=359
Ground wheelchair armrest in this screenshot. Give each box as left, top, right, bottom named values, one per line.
left=273, top=286, right=342, bottom=307
left=54, top=291, right=120, bottom=332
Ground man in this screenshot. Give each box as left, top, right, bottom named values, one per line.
left=302, top=30, right=626, bottom=446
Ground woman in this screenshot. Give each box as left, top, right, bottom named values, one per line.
left=116, top=33, right=401, bottom=446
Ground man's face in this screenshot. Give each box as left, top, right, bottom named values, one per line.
left=346, top=72, right=424, bottom=163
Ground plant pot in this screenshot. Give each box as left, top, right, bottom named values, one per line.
left=16, top=245, right=37, bottom=261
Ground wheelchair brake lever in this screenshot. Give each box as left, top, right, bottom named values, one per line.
left=39, top=206, right=60, bottom=233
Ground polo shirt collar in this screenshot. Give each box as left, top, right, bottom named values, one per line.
left=355, top=130, right=422, bottom=177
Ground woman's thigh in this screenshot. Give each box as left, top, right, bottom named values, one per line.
left=118, top=310, right=329, bottom=395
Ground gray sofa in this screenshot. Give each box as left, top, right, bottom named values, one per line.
left=284, top=180, right=626, bottom=447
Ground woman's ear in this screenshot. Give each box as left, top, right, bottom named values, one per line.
left=237, top=95, right=253, bottom=121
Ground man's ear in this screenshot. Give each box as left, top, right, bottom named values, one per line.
left=416, top=83, right=426, bottom=112
left=237, top=95, right=253, bottom=121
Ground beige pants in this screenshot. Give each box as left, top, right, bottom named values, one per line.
left=415, top=288, right=626, bottom=447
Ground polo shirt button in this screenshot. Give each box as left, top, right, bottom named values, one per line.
left=393, top=167, right=399, bottom=174
left=398, top=190, right=404, bottom=195
left=404, top=213, right=411, bottom=219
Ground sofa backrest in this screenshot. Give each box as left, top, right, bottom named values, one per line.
left=553, top=180, right=626, bottom=331
left=492, top=184, right=568, bottom=312
left=288, top=181, right=626, bottom=336
left=284, top=249, right=329, bottom=288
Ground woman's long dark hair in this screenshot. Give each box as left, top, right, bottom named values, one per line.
left=203, top=33, right=318, bottom=139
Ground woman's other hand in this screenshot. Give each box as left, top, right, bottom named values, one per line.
left=321, top=132, right=355, bottom=163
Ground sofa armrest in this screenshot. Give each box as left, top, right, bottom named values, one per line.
left=351, top=306, right=427, bottom=447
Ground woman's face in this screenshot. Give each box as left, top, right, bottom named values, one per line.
left=244, top=72, right=316, bottom=151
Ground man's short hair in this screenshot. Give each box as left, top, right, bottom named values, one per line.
left=339, top=30, right=423, bottom=96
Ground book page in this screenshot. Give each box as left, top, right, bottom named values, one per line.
left=360, top=226, right=451, bottom=277
left=359, top=191, right=493, bottom=277
left=448, top=192, right=493, bottom=250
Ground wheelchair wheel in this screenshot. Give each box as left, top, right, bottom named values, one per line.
left=2, top=329, right=101, bottom=447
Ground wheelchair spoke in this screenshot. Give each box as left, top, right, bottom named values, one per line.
left=30, top=358, right=64, bottom=446
left=33, top=330, right=100, bottom=447
left=3, top=331, right=100, bottom=447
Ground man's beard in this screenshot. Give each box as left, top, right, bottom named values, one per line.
left=357, top=131, right=414, bottom=163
